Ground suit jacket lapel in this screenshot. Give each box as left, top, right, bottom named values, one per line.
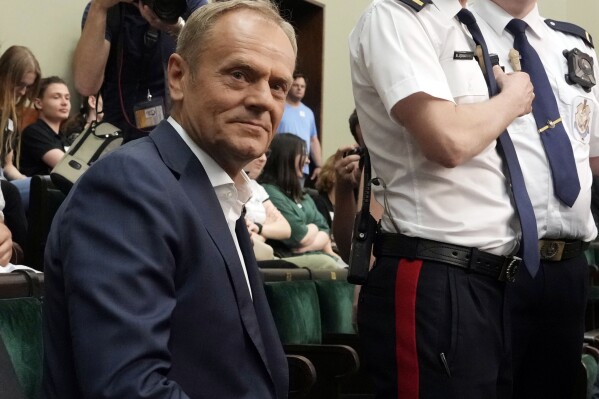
left=149, top=122, right=278, bottom=387
left=236, top=217, right=289, bottom=396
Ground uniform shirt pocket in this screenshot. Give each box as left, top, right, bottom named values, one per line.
left=555, top=77, right=597, bottom=144
left=440, top=56, right=489, bottom=103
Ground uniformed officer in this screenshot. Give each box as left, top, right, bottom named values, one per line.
left=471, top=1, right=599, bottom=397
left=349, top=0, right=535, bottom=397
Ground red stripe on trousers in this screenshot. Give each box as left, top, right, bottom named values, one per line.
left=395, top=258, right=423, bottom=399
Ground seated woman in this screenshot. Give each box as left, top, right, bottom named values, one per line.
left=20, top=76, right=71, bottom=176
left=313, top=154, right=337, bottom=228
left=244, top=152, right=292, bottom=260
left=259, top=133, right=345, bottom=270
left=0, top=45, right=42, bottom=211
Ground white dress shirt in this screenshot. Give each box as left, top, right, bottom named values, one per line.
left=349, top=0, right=518, bottom=255
left=169, top=117, right=254, bottom=297
left=471, top=0, right=599, bottom=241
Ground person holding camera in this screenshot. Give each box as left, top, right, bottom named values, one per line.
left=73, top=0, right=206, bottom=143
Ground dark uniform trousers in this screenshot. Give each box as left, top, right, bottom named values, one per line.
left=509, top=254, right=589, bottom=399
left=358, top=256, right=511, bottom=399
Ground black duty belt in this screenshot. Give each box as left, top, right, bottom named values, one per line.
left=538, top=239, right=589, bottom=261
left=373, top=233, right=520, bottom=282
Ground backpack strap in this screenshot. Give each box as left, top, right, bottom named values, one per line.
left=545, top=19, right=594, bottom=48
left=106, top=3, right=122, bottom=42
left=396, top=0, right=432, bottom=12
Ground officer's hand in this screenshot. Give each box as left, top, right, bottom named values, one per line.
left=494, top=65, right=534, bottom=116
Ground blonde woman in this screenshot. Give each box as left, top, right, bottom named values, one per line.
left=0, top=45, right=41, bottom=208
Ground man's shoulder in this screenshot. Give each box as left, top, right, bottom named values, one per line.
left=299, top=102, right=315, bottom=116
left=394, top=0, right=432, bottom=13
left=544, top=18, right=594, bottom=48
left=22, top=119, right=45, bottom=133
left=22, top=119, right=53, bottom=139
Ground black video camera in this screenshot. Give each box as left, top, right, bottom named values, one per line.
left=141, top=0, right=187, bottom=24
left=343, top=147, right=365, bottom=158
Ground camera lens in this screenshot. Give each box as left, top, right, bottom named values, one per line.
left=145, top=0, right=187, bottom=24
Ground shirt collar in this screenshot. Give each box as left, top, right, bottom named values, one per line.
left=167, top=117, right=252, bottom=204
left=433, top=0, right=463, bottom=19
left=472, top=0, right=544, bottom=40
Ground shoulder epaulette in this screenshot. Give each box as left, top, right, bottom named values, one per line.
left=396, top=0, right=432, bottom=13
left=545, top=19, right=594, bottom=48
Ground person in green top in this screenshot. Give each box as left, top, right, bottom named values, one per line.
left=260, top=133, right=345, bottom=269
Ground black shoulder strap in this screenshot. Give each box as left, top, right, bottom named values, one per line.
left=545, top=19, right=594, bottom=48
left=396, top=0, right=432, bottom=12
left=0, top=333, right=27, bottom=399
left=106, top=3, right=122, bottom=42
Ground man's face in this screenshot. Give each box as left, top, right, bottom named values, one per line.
left=36, top=83, right=71, bottom=123
left=288, top=77, right=306, bottom=102
left=169, top=10, right=296, bottom=176
left=244, top=153, right=267, bottom=180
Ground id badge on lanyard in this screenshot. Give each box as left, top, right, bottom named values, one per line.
left=133, top=90, right=165, bottom=129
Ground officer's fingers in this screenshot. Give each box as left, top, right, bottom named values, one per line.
left=492, top=65, right=505, bottom=80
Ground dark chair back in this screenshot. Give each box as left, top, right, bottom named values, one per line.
left=25, top=175, right=66, bottom=270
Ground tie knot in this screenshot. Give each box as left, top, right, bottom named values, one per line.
left=506, top=18, right=528, bottom=36
left=457, top=8, right=476, bottom=26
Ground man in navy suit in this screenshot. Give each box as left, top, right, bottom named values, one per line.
left=41, top=1, right=297, bottom=398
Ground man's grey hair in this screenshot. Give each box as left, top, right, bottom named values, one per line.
left=177, top=0, right=297, bottom=72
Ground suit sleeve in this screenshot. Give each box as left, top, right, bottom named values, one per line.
left=58, top=153, right=192, bottom=399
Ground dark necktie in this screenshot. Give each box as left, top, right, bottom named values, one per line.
left=458, top=8, right=539, bottom=277
left=506, top=18, right=581, bottom=207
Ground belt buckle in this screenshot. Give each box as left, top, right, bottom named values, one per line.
left=539, top=240, right=565, bottom=261
left=499, top=256, right=520, bottom=282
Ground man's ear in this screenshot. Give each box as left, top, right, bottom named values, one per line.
left=168, top=53, right=187, bottom=102
left=33, top=97, right=42, bottom=111
left=87, top=96, right=96, bottom=110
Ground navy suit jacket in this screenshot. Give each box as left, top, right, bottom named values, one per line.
left=42, top=121, right=288, bottom=398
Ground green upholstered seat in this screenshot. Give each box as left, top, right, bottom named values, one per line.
left=264, top=280, right=361, bottom=398
left=0, top=297, right=43, bottom=399
left=264, top=280, right=322, bottom=344
left=582, top=353, right=598, bottom=399
left=260, top=268, right=312, bottom=282
left=314, top=280, right=355, bottom=335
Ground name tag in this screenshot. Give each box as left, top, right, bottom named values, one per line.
left=453, top=51, right=475, bottom=60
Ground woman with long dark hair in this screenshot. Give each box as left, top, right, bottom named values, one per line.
left=259, top=133, right=345, bottom=268
left=0, top=45, right=41, bottom=208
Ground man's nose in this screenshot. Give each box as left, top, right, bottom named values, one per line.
left=247, top=81, right=275, bottom=110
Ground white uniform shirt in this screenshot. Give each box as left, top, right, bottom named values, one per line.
left=169, top=117, right=254, bottom=298
left=349, top=0, right=519, bottom=256
left=472, top=0, right=599, bottom=242
left=246, top=179, right=269, bottom=224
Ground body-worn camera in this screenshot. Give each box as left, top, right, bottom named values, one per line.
left=563, top=48, right=596, bottom=92
left=141, top=0, right=187, bottom=24
left=343, top=147, right=365, bottom=158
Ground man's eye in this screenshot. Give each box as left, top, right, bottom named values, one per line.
left=232, top=71, right=244, bottom=80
